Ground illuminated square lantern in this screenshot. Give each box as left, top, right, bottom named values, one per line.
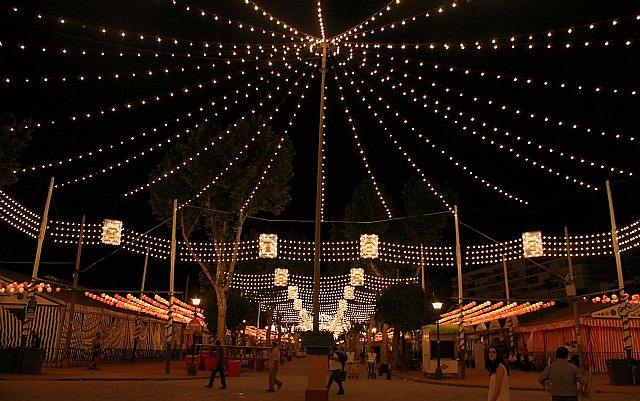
left=101, top=219, right=123, bottom=245
left=274, top=268, right=288, bottom=287
left=293, top=298, right=302, bottom=311
left=287, top=285, right=298, bottom=300
left=350, top=268, right=364, bottom=286
left=522, top=231, right=544, bottom=258
left=344, top=286, right=355, bottom=300
left=360, top=234, right=379, bottom=259
left=338, top=299, right=348, bottom=312
left=259, top=234, right=278, bottom=258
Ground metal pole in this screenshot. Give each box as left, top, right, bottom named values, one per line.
left=63, top=214, right=84, bottom=367
left=133, top=247, right=149, bottom=363
left=420, top=244, right=425, bottom=291
left=257, top=302, right=262, bottom=328
left=502, top=255, right=514, bottom=351
left=564, top=226, right=584, bottom=371
left=435, top=320, right=442, bottom=379
left=21, top=177, right=54, bottom=348
left=166, top=199, right=177, bottom=374
left=454, top=205, right=465, bottom=379
left=312, top=42, right=328, bottom=332
left=605, top=180, right=632, bottom=359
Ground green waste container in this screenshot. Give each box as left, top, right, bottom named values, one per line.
left=606, top=359, right=631, bottom=386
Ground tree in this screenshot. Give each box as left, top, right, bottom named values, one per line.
left=376, top=284, right=429, bottom=370
left=150, top=116, right=294, bottom=341
left=0, top=113, right=31, bottom=188
left=332, top=177, right=452, bottom=278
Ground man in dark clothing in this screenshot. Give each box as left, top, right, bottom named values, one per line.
left=205, top=340, right=227, bottom=389
left=326, top=346, right=345, bottom=395
left=538, top=346, right=587, bottom=401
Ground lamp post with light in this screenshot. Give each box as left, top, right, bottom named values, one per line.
left=187, top=297, right=201, bottom=376
left=432, top=300, right=443, bottom=380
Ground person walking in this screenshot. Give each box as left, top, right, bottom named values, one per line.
left=346, top=347, right=357, bottom=379
left=326, top=346, right=345, bottom=395
left=366, top=347, right=377, bottom=379
left=267, top=342, right=283, bottom=392
left=88, top=332, right=101, bottom=370
left=487, top=346, right=510, bottom=401
left=205, top=340, right=226, bottom=389
left=538, top=346, right=587, bottom=401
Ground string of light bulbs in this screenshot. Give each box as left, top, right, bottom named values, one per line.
left=342, top=11, right=640, bottom=51
left=332, top=57, right=454, bottom=212
left=330, top=61, right=393, bottom=218
left=240, top=0, right=315, bottom=40
left=170, top=0, right=309, bottom=43
left=335, top=1, right=462, bottom=42
left=345, top=48, right=637, bottom=141
left=356, top=51, right=634, bottom=178
left=335, top=53, right=529, bottom=205
left=53, top=60, right=303, bottom=189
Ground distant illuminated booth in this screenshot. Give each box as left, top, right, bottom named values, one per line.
left=421, top=324, right=466, bottom=377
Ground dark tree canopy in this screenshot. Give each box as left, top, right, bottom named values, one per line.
left=0, top=114, right=31, bottom=188
left=149, top=116, right=294, bottom=236
left=375, top=284, right=429, bottom=332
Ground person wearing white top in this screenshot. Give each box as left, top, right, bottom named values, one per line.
left=487, top=346, right=510, bottom=401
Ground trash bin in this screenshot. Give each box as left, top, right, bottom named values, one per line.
left=606, top=359, right=631, bottom=385
left=228, top=360, right=241, bottom=377
left=18, top=349, right=45, bottom=374
left=0, top=348, right=20, bottom=373
left=630, top=360, right=640, bottom=385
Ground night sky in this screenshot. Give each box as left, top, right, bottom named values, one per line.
left=1, top=0, right=639, bottom=292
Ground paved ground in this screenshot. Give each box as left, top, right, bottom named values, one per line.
left=1, top=358, right=639, bottom=401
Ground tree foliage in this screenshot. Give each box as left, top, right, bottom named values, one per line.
left=332, top=177, right=453, bottom=277
left=375, top=284, right=429, bottom=332
left=149, top=116, right=294, bottom=341
left=0, top=113, right=31, bottom=188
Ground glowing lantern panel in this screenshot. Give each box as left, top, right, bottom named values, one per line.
left=274, top=268, right=288, bottom=287
left=259, top=234, right=278, bottom=258
left=522, top=231, right=544, bottom=258
left=101, top=219, right=123, bottom=245
left=287, top=285, right=298, bottom=300
left=360, top=234, right=379, bottom=259
left=293, top=298, right=302, bottom=311
left=350, top=268, right=364, bottom=286
left=344, top=286, right=355, bottom=300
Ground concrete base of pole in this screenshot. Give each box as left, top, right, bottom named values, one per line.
left=306, top=355, right=329, bottom=401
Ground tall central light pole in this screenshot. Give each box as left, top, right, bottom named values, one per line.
left=432, top=301, right=443, bottom=380
left=313, top=42, right=328, bottom=331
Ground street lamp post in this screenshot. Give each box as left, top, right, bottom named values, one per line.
left=432, top=301, right=443, bottom=380
left=187, top=298, right=201, bottom=376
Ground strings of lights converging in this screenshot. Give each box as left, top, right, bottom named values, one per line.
left=340, top=2, right=640, bottom=45
left=341, top=44, right=639, bottom=99
left=343, top=49, right=637, bottom=141
left=335, top=1, right=463, bottom=42
left=240, top=0, right=314, bottom=40
left=17, top=65, right=280, bottom=174
left=123, top=61, right=314, bottom=197
left=351, top=51, right=635, bottom=179
left=350, top=58, right=606, bottom=191
left=331, top=61, right=393, bottom=219
left=181, top=66, right=316, bottom=206
left=239, top=64, right=314, bottom=213
left=331, top=0, right=401, bottom=43
left=18, top=50, right=307, bottom=129
left=171, top=0, right=310, bottom=43
left=52, top=60, right=304, bottom=190
left=6, top=5, right=314, bottom=52
left=335, top=55, right=528, bottom=205
left=316, top=1, right=326, bottom=41
left=331, top=57, right=454, bottom=212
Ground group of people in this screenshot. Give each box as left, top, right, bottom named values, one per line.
left=204, top=340, right=283, bottom=391
left=486, top=345, right=588, bottom=401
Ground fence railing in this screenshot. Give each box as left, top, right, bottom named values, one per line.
left=43, top=347, right=176, bottom=368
